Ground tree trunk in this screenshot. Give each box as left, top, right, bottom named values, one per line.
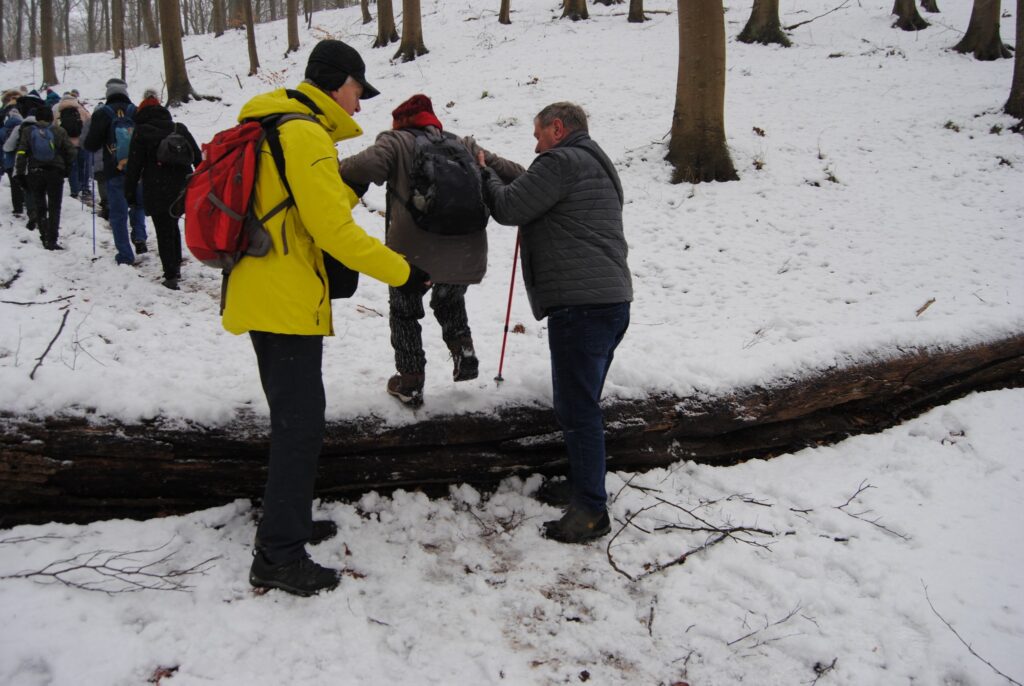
left=140, top=0, right=160, bottom=46
left=285, top=0, right=299, bottom=55
left=15, top=0, right=24, bottom=60
left=891, top=0, right=928, bottom=31
left=1006, top=0, right=1024, bottom=118
left=158, top=0, right=195, bottom=105
left=227, top=0, right=243, bottom=28
left=373, top=0, right=398, bottom=48
left=212, top=0, right=225, bottom=35
left=63, top=0, right=71, bottom=56
left=393, top=0, right=427, bottom=61
left=40, top=0, right=57, bottom=84
left=667, top=0, right=738, bottom=184
left=111, top=0, right=124, bottom=58
left=243, top=0, right=259, bottom=75
left=103, top=0, right=110, bottom=53
left=0, top=0, right=7, bottom=62
left=953, top=0, right=1012, bottom=60
left=738, top=0, right=790, bottom=45
left=561, top=0, right=587, bottom=20
left=920, top=0, right=939, bottom=13
left=3, top=335, right=1020, bottom=527
left=29, top=0, right=36, bottom=57
left=627, top=0, right=645, bottom=23
left=360, top=0, right=371, bottom=23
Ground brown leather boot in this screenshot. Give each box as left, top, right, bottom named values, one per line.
left=386, top=372, right=425, bottom=407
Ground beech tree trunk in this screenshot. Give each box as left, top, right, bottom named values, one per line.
left=667, top=0, right=738, bottom=184
left=738, top=0, right=790, bottom=45
left=2, top=335, right=1021, bottom=527
left=627, top=0, right=646, bottom=23
left=1007, top=0, right=1024, bottom=118
left=562, top=0, right=587, bottom=20
left=285, top=0, right=299, bottom=55
left=361, top=0, right=371, bottom=24
left=212, top=0, right=225, bottom=36
left=954, top=0, right=1012, bottom=60
left=159, top=0, right=197, bottom=105
left=40, top=0, right=57, bottom=85
left=0, top=0, right=6, bottom=62
left=393, top=0, right=427, bottom=61
left=111, top=0, right=124, bottom=58
left=892, top=0, right=929, bottom=31
left=373, top=0, right=398, bottom=48
left=921, top=0, right=939, bottom=12
left=140, top=0, right=160, bottom=46
left=499, top=0, right=510, bottom=24
left=243, top=0, right=259, bottom=75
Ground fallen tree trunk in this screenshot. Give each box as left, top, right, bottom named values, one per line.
left=2, top=335, right=1022, bottom=527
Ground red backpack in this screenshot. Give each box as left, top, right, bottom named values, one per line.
left=182, top=90, right=320, bottom=271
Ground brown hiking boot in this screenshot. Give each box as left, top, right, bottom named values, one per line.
left=387, top=372, right=425, bottom=407
left=448, top=336, right=479, bottom=382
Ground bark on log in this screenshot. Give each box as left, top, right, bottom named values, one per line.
left=2, top=335, right=1022, bottom=527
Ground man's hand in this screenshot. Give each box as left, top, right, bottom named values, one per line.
left=476, top=150, right=486, bottom=168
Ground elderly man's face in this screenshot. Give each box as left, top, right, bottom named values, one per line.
left=533, top=118, right=565, bottom=154
left=330, top=77, right=363, bottom=116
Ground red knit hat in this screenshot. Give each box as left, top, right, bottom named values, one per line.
left=139, top=96, right=160, bottom=110
left=392, top=94, right=443, bottom=131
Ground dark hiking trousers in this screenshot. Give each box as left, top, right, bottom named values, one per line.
left=27, top=168, right=65, bottom=247
left=389, top=283, right=472, bottom=374
left=5, top=169, right=24, bottom=214
left=151, top=212, right=182, bottom=280
left=250, top=332, right=325, bottom=565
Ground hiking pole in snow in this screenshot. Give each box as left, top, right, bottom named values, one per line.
left=494, top=230, right=521, bottom=385
left=89, top=154, right=96, bottom=255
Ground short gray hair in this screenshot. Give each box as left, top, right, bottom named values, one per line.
left=535, top=102, right=588, bottom=133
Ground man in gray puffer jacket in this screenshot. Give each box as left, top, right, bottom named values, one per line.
left=339, top=94, right=524, bottom=407
left=480, top=101, right=632, bottom=544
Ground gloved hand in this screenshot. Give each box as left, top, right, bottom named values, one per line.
left=397, top=264, right=431, bottom=296
left=341, top=174, right=369, bottom=199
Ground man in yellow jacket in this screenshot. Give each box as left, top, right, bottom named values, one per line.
left=223, top=40, right=429, bottom=597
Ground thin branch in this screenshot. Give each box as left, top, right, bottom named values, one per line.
left=811, top=657, right=838, bottom=685
left=1, top=295, right=74, bottom=306
left=922, top=582, right=1023, bottom=686
left=30, top=309, right=70, bottom=380
left=727, top=604, right=803, bottom=646
left=784, top=0, right=851, bottom=31
left=835, top=480, right=909, bottom=540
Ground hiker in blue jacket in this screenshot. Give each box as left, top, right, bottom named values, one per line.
left=83, top=78, right=148, bottom=265
left=15, top=106, right=76, bottom=250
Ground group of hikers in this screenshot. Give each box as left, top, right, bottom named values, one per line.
left=1, top=79, right=200, bottom=289
left=3, top=38, right=634, bottom=597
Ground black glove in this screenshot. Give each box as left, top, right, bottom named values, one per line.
left=397, top=264, right=431, bottom=296
left=341, top=174, right=370, bottom=199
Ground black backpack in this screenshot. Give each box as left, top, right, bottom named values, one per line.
left=398, top=129, right=489, bottom=236
left=156, top=123, right=193, bottom=167
left=59, top=107, right=83, bottom=137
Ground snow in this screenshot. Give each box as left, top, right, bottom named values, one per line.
left=1, top=0, right=1022, bottom=683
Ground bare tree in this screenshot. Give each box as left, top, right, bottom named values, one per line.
left=29, top=0, right=37, bottom=58
left=627, top=0, right=646, bottom=23
left=892, top=0, right=928, bottom=31
left=562, top=0, right=587, bottom=20
left=0, top=0, right=7, bottom=62
left=393, top=0, right=427, bottom=62
left=666, top=0, right=738, bottom=184
left=243, top=0, right=259, bottom=75
left=373, top=0, right=398, bottom=48
left=111, top=0, right=124, bottom=58
left=954, top=0, right=1012, bottom=60
left=140, top=0, right=160, bottom=46
left=498, top=0, right=510, bottom=24
left=1006, top=0, right=1023, bottom=118
left=738, top=0, right=790, bottom=45
left=212, top=0, right=225, bottom=36
left=285, top=0, right=298, bottom=54
left=921, top=0, right=939, bottom=12
left=158, top=0, right=199, bottom=104
left=360, top=0, right=371, bottom=24
left=40, top=0, right=57, bottom=84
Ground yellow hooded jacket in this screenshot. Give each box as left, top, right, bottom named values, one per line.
left=222, top=83, right=410, bottom=336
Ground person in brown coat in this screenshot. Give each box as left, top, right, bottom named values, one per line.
left=339, top=94, right=524, bottom=407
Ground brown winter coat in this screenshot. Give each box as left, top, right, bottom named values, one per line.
left=338, top=127, right=524, bottom=284
left=53, top=96, right=91, bottom=147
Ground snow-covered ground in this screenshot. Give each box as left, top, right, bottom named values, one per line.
left=1, top=0, right=1022, bottom=683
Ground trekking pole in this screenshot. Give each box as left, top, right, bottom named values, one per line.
left=89, top=155, right=96, bottom=255
left=494, top=230, right=521, bottom=385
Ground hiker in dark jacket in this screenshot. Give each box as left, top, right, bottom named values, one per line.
left=480, top=102, right=633, bottom=544
left=339, top=94, right=524, bottom=407
left=124, top=91, right=201, bottom=290
left=15, top=106, right=76, bottom=250
left=83, top=78, right=148, bottom=265
left=54, top=91, right=92, bottom=201
left=1, top=90, right=27, bottom=218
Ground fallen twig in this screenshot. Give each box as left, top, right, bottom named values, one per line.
left=835, top=480, right=909, bottom=540
left=728, top=604, right=803, bottom=646
left=30, top=309, right=70, bottom=380
left=923, top=582, right=1023, bottom=686
left=1, top=295, right=74, bottom=306
left=785, top=0, right=851, bottom=31
left=916, top=298, right=936, bottom=317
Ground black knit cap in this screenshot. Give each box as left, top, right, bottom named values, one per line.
left=304, top=39, right=380, bottom=99
left=34, top=105, right=53, bottom=122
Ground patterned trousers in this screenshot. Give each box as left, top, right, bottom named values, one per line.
left=389, top=283, right=471, bottom=374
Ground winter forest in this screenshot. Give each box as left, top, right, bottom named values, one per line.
left=1, top=0, right=1023, bottom=684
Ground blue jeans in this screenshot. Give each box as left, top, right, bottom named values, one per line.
left=107, top=174, right=147, bottom=264
left=547, top=302, right=630, bottom=513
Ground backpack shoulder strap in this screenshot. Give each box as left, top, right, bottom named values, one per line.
left=257, top=90, right=325, bottom=208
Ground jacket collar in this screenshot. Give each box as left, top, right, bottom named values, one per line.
left=238, top=83, right=363, bottom=144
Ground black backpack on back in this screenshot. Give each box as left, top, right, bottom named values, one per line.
left=156, top=123, right=193, bottom=167
left=59, top=107, right=83, bottom=137
left=399, top=129, right=489, bottom=236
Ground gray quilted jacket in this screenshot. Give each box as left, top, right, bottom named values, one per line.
left=483, top=130, right=633, bottom=320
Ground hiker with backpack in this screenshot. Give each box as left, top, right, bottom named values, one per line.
left=215, top=40, right=430, bottom=597
left=83, top=78, right=148, bottom=265
left=478, top=102, right=632, bottom=544
left=14, top=106, right=76, bottom=250
left=1, top=89, right=27, bottom=219
left=54, top=91, right=91, bottom=201
left=124, top=89, right=200, bottom=290
left=338, top=93, right=525, bottom=408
